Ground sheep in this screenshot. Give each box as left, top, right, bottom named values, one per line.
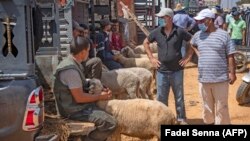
left=121, top=46, right=158, bottom=58
left=86, top=78, right=104, bottom=95
left=87, top=79, right=176, bottom=141
left=101, top=69, right=140, bottom=99
left=97, top=99, right=176, bottom=141
left=112, top=54, right=157, bottom=95
left=122, top=67, right=154, bottom=99
left=113, top=54, right=155, bottom=71
left=133, top=43, right=158, bottom=54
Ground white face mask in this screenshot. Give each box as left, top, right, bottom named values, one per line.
left=198, top=23, right=208, bottom=32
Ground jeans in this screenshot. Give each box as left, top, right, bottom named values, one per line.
left=103, top=60, right=122, bottom=70
left=69, top=106, right=117, bottom=141
left=156, top=70, right=186, bottom=121
left=232, top=39, right=242, bottom=46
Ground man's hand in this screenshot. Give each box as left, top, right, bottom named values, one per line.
left=99, top=88, right=112, bottom=100
left=149, top=57, right=161, bottom=69
left=229, top=72, right=237, bottom=85
left=179, top=56, right=192, bottom=67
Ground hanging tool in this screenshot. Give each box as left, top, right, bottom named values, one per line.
left=2, top=17, right=18, bottom=57
left=120, top=1, right=150, bottom=36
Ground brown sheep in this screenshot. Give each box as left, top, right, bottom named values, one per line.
left=88, top=78, right=176, bottom=141
left=97, top=99, right=176, bottom=141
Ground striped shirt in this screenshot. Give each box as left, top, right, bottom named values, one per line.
left=191, top=28, right=236, bottom=83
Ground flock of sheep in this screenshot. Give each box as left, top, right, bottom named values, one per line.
left=89, top=44, right=177, bottom=141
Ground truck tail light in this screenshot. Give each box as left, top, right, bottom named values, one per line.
left=25, top=110, right=35, bottom=126
left=22, top=87, right=44, bottom=131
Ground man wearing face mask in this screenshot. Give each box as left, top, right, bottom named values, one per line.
left=143, top=8, right=193, bottom=125
left=190, top=9, right=237, bottom=125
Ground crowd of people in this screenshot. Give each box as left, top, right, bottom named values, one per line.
left=52, top=3, right=245, bottom=140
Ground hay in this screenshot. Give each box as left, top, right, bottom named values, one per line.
left=42, top=90, right=70, bottom=141
left=40, top=118, right=70, bottom=141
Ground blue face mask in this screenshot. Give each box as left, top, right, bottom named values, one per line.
left=159, top=18, right=166, bottom=26
left=198, top=23, right=208, bottom=32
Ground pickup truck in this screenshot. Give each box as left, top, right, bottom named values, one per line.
left=0, top=0, right=95, bottom=140
left=0, top=0, right=44, bottom=141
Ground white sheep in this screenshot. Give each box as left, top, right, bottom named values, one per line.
left=122, top=67, right=154, bottom=99
left=121, top=46, right=158, bottom=58
left=133, top=43, right=158, bottom=54
left=87, top=79, right=176, bottom=141
left=97, top=99, right=176, bottom=141
left=86, top=78, right=104, bottom=95
left=113, top=54, right=154, bottom=71
left=101, top=69, right=140, bottom=99
left=112, top=55, right=157, bottom=95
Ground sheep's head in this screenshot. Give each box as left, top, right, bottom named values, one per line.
left=102, top=64, right=109, bottom=72
left=120, top=47, right=129, bottom=57
left=111, top=50, right=121, bottom=55
left=113, top=53, right=123, bottom=61
left=86, top=78, right=103, bottom=95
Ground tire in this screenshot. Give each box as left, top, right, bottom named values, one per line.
left=236, top=81, right=250, bottom=105
left=234, top=51, right=247, bottom=73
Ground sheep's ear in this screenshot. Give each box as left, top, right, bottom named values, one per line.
left=89, top=84, right=95, bottom=91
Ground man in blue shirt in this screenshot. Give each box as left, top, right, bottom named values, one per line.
left=96, top=19, right=122, bottom=70
left=173, top=3, right=196, bottom=57
left=173, top=4, right=196, bottom=31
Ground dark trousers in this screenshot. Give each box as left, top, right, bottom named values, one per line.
left=102, top=60, right=122, bottom=70
left=82, top=57, right=102, bottom=79
left=69, top=106, right=117, bottom=141
left=232, top=39, right=242, bottom=46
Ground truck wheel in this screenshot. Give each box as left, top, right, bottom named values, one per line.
left=234, top=51, right=247, bottom=73
left=236, top=81, right=250, bottom=105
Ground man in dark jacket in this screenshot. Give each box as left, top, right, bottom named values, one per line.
left=96, top=19, right=122, bottom=70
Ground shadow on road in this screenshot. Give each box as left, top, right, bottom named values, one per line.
left=187, top=118, right=204, bottom=125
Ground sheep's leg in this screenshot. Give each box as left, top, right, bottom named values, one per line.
left=126, top=87, right=138, bottom=99
left=147, top=77, right=154, bottom=100
left=139, top=88, right=148, bottom=99
left=151, top=70, right=157, bottom=95
left=126, top=81, right=140, bottom=99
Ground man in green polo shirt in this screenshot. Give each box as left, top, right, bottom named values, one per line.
left=228, top=11, right=246, bottom=46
